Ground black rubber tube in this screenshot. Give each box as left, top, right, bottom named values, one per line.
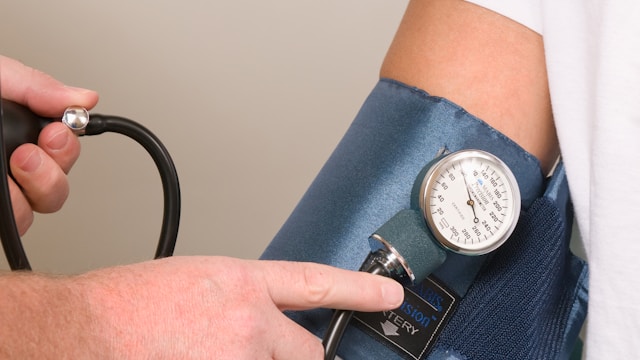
left=84, top=115, right=181, bottom=259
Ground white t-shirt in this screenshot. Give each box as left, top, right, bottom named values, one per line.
left=465, top=1, right=640, bottom=358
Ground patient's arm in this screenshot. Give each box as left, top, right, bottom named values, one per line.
left=381, top=0, right=558, bottom=174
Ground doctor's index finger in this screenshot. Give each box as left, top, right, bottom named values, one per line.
left=0, top=55, right=98, bottom=116
left=259, top=260, right=404, bottom=312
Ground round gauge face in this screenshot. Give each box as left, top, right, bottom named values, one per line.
left=418, top=150, right=521, bottom=255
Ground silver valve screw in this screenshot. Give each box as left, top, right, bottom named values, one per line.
left=61, top=106, right=90, bottom=135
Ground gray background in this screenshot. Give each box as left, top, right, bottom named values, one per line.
left=0, top=1, right=408, bottom=273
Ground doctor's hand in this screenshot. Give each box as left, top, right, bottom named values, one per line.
left=75, top=256, right=404, bottom=359
left=0, top=55, right=99, bottom=234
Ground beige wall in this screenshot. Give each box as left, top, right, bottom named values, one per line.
left=0, top=1, right=408, bottom=273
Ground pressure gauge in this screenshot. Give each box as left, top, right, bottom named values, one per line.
left=418, top=150, right=521, bottom=255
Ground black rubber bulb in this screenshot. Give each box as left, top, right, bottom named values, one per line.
left=1, top=99, right=52, bottom=163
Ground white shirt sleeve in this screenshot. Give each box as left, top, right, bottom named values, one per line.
left=464, top=0, right=543, bottom=34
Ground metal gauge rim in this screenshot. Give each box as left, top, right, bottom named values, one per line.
left=418, top=149, right=521, bottom=255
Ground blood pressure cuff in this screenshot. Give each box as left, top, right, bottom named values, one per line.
left=260, top=78, right=588, bottom=359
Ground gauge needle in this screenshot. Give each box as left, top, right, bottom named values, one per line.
left=461, top=168, right=479, bottom=223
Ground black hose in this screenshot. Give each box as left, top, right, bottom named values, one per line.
left=0, top=107, right=181, bottom=270
left=83, top=114, right=181, bottom=259
left=0, top=102, right=32, bottom=270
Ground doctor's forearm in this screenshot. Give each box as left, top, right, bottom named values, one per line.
left=381, top=0, right=558, bottom=174
left=0, top=273, right=104, bottom=358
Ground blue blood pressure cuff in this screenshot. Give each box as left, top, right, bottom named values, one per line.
left=260, top=79, right=588, bottom=359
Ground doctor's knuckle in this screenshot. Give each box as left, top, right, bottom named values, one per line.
left=302, top=266, right=334, bottom=305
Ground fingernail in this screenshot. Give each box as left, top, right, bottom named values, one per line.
left=382, top=281, right=404, bottom=307
left=47, top=129, right=69, bottom=150
left=65, top=85, right=96, bottom=95
left=19, top=148, right=43, bottom=173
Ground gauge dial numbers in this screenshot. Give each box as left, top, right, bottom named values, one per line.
left=418, top=150, right=521, bottom=255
